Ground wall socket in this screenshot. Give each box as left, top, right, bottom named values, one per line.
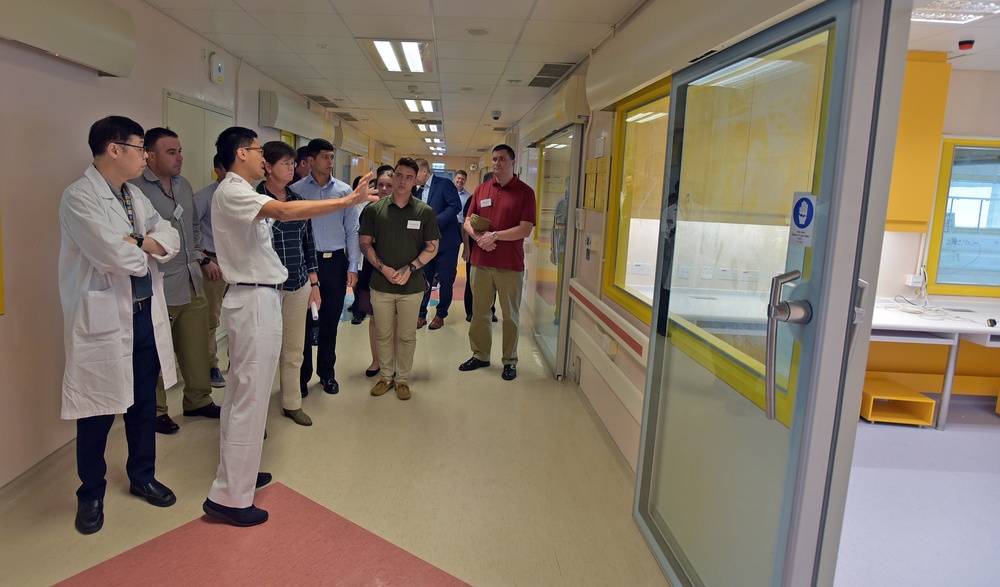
left=630, top=262, right=652, bottom=275
left=701, top=266, right=714, bottom=279
left=718, top=268, right=736, bottom=281
left=678, top=266, right=691, bottom=279
left=739, top=270, right=759, bottom=282
left=905, top=274, right=924, bottom=287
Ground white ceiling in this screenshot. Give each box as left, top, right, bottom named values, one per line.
left=146, top=0, right=644, bottom=157
left=146, top=0, right=1000, bottom=158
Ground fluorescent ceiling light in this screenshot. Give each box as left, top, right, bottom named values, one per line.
left=421, top=100, right=434, bottom=112
left=405, top=99, right=419, bottom=112
left=429, top=124, right=439, bottom=132
left=912, top=1, right=1000, bottom=23
left=374, top=41, right=401, bottom=72
left=417, top=124, right=427, bottom=132
left=402, top=42, right=423, bottom=73
left=637, top=112, right=668, bottom=124
left=424, top=138, right=433, bottom=143
left=433, top=138, right=442, bottom=143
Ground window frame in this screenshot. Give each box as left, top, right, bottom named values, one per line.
left=926, top=137, right=1000, bottom=296
left=602, top=78, right=672, bottom=325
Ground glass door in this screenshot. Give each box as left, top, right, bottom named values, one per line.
left=634, top=0, right=887, bottom=585
left=532, top=126, right=581, bottom=375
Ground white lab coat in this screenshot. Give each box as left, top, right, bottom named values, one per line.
left=58, top=165, right=180, bottom=420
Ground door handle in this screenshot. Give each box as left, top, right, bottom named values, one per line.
left=765, top=270, right=813, bottom=420
left=849, top=279, right=869, bottom=356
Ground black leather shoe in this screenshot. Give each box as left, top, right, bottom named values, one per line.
left=203, top=499, right=268, bottom=527
left=322, top=378, right=339, bottom=394
left=502, top=364, right=517, bottom=381
left=256, top=472, right=272, bottom=489
left=466, top=314, right=472, bottom=323
left=365, top=367, right=379, bottom=377
left=129, top=480, right=177, bottom=507
left=155, top=414, right=179, bottom=435
left=459, top=356, right=490, bottom=371
left=184, top=403, right=221, bottom=418
left=491, top=314, right=499, bottom=323
left=75, top=499, right=104, bottom=535
left=300, top=385, right=309, bottom=398
left=351, top=312, right=364, bottom=325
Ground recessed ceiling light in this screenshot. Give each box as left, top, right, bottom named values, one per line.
left=465, top=28, right=490, bottom=36
left=421, top=100, right=434, bottom=112
left=402, top=42, right=423, bottom=73
left=429, top=124, right=439, bottom=132
left=912, top=0, right=1000, bottom=23
left=417, top=124, right=427, bottom=132
left=405, top=99, right=419, bottom=112
left=374, top=41, right=401, bottom=72
left=364, top=40, right=433, bottom=73
left=425, top=138, right=433, bottom=143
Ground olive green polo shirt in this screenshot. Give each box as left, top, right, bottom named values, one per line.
left=359, top=195, right=441, bottom=295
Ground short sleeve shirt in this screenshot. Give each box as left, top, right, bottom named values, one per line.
left=467, top=176, right=536, bottom=271
left=211, top=172, right=288, bottom=285
left=359, top=196, right=440, bottom=295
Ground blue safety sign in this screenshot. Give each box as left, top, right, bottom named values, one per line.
left=790, top=192, right=816, bottom=247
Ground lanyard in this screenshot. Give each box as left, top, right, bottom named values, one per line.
left=121, top=184, right=136, bottom=231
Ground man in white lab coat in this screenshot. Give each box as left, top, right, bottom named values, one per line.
left=59, top=116, right=181, bottom=535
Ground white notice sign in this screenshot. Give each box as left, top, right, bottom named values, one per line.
left=789, top=192, right=816, bottom=247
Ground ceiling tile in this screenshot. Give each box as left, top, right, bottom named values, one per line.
left=436, top=40, right=514, bottom=60
left=531, top=0, right=638, bottom=24
left=332, top=0, right=432, bottom=16
left=438, top=59, right=506, bottom=74
left=502, top=61, right=547, bottom=77
left=431, top=0, right=534, bottom=20
left=300, top=53, right=373, bottom=69
left=257, top=66, right=322, bottom=80
left=166, top=9, right=271, bottom=34
left=341, top=15, right=434, bottom=39
left=325, top=79, right=390, bottom=91
left=250, top=12, right=351, bottom=36
left=438, top=72, right=500, bottom=85
left=510, top=43, right=589, bottom=63
left=237, top=52, right=310, bottom=67
left=148, top=0, right=241, bottom=10
left=384, top=80, right=441, bottom=93
left=519, top=20, right=611, bottom=47
left=432, top=17, right=524, bottom=43
left=315, top=67, right=383, bottom=81
left=235, top=0, right=335, bottom=12
left=204, top=33, right=291, bottom=53
left=439, top=83, right=493, bottom=93
left=280, top=36, right=365, bottom=55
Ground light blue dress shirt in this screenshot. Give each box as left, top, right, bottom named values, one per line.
left=290, top=174, right=361, bottom=272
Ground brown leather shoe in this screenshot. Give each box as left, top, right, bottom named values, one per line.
left=416, top=317, right=427, bottom=329
left=371, top=379, right=394, bottom=396
left=395, top=381, right=411, bottom=400
left=428, top=316, right=444, bottom=330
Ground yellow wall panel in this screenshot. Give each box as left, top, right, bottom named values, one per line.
left=885, top=52, right=952, bottom=232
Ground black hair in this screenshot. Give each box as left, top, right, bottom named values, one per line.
left=213, top=153, right=224, bottom=171
left=493, top=144, right=516, bottom=160
left=352, top=175, right=363, bottom=189
left=454, top=169, right=468, bottom=178
left=144, top=127, right=178, bottom=151
left=305, top=138, right=334, bottom=159
left=262, top=140, right=296, bottom=166
left=215, top=127, right=257, bottom=170
left=296, top=146, right=309, bottom=164
left=88, top=115, right=145, bottom=157
left=395, top=157, right=419, bottom=176
left=376, top=164, right=394, bottom=177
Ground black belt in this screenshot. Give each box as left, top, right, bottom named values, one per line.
left=235, top=282, right=284, bottom=291
left=133, top=299, right=150, bottom=314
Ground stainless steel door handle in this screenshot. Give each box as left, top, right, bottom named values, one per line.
left=849, top=279, right=869, bottom=355
left=765, top=270, right=813, bottom=420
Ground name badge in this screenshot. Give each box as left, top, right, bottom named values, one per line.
left=481, top=198, right=492, bottom=207
left=173, top=203, right=184, bottom=220
left=407, top=220, right=421, bottom=230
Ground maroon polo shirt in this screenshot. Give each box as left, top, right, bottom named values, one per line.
left=468, top=175, right=536, bottom=271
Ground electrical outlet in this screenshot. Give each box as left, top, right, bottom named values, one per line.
left=739, top=270, right=759, bottom=282
left=201, top=49, right=208, bottom=62
left=905, top=274, right=924, bottom=287
left=678, top=266, right=691, bottom=279
left=701, top=266, right=714, bottom=279
left=631, top=263, right=652, bottom=275
left=719, top=268, right=736, bottom=281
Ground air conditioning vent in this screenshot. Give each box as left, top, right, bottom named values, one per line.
left=528, top=62, right=573, bottom=89
left=338, top=113, right=358, bottom=122
left=410, top=118, right=443, bottom=125
left=528, top=77, right=558, bottom=88
left=492, top=127, right=508, bottom=132
left=304, top=94, right=340, bottom=108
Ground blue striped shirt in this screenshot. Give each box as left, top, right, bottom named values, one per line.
left=290, top=174, right=361, bottom=273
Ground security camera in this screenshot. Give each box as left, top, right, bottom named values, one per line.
left=491, top=110, right=501, bottom=121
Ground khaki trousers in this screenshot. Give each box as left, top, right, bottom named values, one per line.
left=278, top=283, right=310, bottom=411
left=203, top=253, right=228, bottom=369
left=370, top=289, right=422, bottom=382
left=469, top=265, right=523, bottom=365
left=156, top=284, right=214, bottom=416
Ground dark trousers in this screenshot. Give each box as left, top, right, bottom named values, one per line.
left=464, top=259, right=495, bottom=318
left=419, top=245, right=460, bottom=319
left=302, top=250, right=347, bottom=386
left=76, top=303, right=159, bottom=501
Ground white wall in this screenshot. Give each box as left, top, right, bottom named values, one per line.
left=0, top=0, right=306, bottom=488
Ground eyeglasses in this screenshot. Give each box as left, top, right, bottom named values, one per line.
left=114, top=141, right=145, bottom=151
left=278, top=160, right=296, bottom=168
left=241, top=146, right=264, bottom=153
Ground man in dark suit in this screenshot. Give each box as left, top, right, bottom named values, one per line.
left=413, top=158, right=462, bottom=329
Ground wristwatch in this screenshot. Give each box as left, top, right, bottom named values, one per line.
left=199, top=256, right=212, bottom=266
left=133, top=233, right=144, bottom=249
left=310, top=281, right=320, bottom=288
left=408, top=263, right=418, bottom=273
left=492, top=231, right=499, bottom=242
